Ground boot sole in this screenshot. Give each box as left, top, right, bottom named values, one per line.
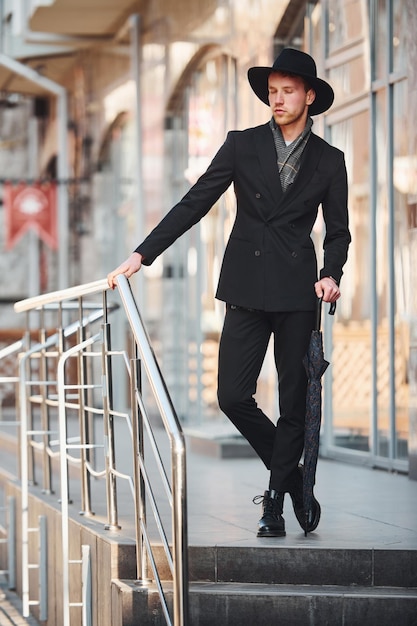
left=257, top=529, right=286, bottom=537
left=292, top=496, right=321, bottom=533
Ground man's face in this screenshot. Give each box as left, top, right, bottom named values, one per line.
left=268, top=72, right=316, bottom=128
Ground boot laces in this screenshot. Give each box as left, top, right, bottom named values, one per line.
left=252, top=493, right=278, bottom=514
left=252, top=494, right=264, bottom=506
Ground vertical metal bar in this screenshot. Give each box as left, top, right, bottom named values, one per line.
left=19, top=354, right=30, bottom=617
left=369, top=0, right=379, bottom=461
left=39, top=307, right=52, bottom=494
left=78, top=296, right=93, bottom=516
left=39, top=515, right=48, bottom=622
left=171, top=437, right=189, bottom=626
left=130, top=13, right=145, bottom=304
left=130, top=356, right=147, bottom=582
left=27, top=316, right=36, bottom=487
left=81, top=545, right=92, bottom=626
left=27, top=116, right=40, bottom=298
left=101, top=321, right=120, bottom=530
left=386, top=0, right=396, bottom=463
left=57, top=90, right=70, bottom=289
left=86, top=342, right=97, bottom=474
left=58, top=352, right=71, bottom=626
left=57, top=302, right=73, bottom=506
left=7, top=496, right=16, bottom=590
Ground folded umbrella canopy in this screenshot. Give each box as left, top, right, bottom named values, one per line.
left=302, top=298, right=336, bottom=536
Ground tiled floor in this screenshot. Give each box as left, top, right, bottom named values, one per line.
left=1, top=417, right=416, bottom=552
left=184, top=438, right=417, bottom=550
left=0, top=421, right=417, bottom=625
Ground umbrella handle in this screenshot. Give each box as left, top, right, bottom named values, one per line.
left=315, top=298, right=336, bottom=330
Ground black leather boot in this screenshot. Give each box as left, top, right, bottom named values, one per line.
left=253, top=489, right=286, bottom=537
left=289, top=465, right=321, bottom=535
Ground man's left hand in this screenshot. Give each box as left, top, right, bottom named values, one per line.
left=314, top=276, right=340, bottom=303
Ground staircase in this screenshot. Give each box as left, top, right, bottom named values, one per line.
left=1, top=276, right=417, bottom=626
left=113, top=543, right=417, bottom=625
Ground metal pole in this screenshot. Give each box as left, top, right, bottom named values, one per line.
left=130, top=356, right=148, bottom=582
left=28, top=117, right=40, bottom=297
left=19, top=353, right=30, bottom=617
left=78, top=297, right=94, bottom=516
left=101, top=321, right=120, bottom=530
left=386, top=0, right=396, bottom=464
left=171, top=437, right=189, bottom=626
left=129, top=14, right=144, bottom=302
left=39, top=308, right=53, bottom=495
left=7, top=496, right=16, bottom=590
left=57, top=90, right=70, bottom=288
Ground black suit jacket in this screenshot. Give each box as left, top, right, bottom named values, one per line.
left=136, top=122, right=351, bottom=312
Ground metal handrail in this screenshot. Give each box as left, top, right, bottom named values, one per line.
left=9, top=277, right=189, bottom=626
left=116, top=275, right=189, bottom=625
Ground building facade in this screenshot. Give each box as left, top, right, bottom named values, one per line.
left=0, top=0, right=415, bottom=477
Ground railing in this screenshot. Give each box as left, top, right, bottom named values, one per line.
left=2, top=276, right=189, bottom=625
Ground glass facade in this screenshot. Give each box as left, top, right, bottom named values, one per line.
left=3, top=0, right=413, bottom=474
left=312, top=0, right=410, bottom=470
left=132, top=0, right=412, bottom=472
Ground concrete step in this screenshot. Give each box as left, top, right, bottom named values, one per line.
left=152, top=544, right=417, bottom=588
left=113, top=579, right=417, bottom=626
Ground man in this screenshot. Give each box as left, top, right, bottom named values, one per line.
left=108, top=48, right=351, bottom=537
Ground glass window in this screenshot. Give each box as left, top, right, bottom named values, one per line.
left=328, top=0, right=365, bottom=53
left=328, top=55, right=368, bottom=102
left=329, top=109, right=371, bottom=453
left=392, top=1, right=407, bottom=73
left=374, top=0, right=388, bottom=80
left=374, top=88, right=391, bottom=457
left=393, top=78, right=410, bottom=459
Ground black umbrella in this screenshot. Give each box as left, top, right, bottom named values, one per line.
left=302, top=297, right=336, bottom=536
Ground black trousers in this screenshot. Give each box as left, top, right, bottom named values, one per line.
left=217, top=304, right=315, bottom=493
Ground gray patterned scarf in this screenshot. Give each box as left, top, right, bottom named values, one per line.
left=269, top=116, right=313, bottom=192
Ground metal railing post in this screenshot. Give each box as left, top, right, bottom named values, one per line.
left=171, top=438, right=189, bottom=626
left=11, top=276, right=190, bottom=625
left=78, top=297, right=94, bottom=517
left=130, top=356, right=148, bottom=582
left=101, top=320, right=120, bottom=530
left=8, top=496, right=16, bottom=590
left=39, top=308, right=53, bottom=495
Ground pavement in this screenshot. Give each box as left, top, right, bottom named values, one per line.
left=0, top=575, right=38, bottom=626
left=0, top=418, right=417, bottom=625
left=184, top=435, right=417, bottom=550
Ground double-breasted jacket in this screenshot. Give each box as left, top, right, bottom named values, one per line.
left=136, top=122, right=351, bottom=312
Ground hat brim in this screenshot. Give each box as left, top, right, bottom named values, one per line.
left=247, top=66, right=334, bottom=116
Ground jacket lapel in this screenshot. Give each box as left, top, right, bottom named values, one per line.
left=281, top=134, right=324, bottom=206
left=254, top=123, right=283, bottom=211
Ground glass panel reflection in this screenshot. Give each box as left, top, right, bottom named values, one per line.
left=330, top=109, right=371, bottom=453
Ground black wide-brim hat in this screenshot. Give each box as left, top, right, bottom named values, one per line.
left=248, top=48, right=334, bottom=116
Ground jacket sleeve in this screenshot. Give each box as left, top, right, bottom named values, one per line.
left=319, top=152, right=351, bottom=283
left=135, top=132, right=235, bottom=265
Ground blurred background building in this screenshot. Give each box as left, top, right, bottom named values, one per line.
left=0, top=0, right=416, bottom=478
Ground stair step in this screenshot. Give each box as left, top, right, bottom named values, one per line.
left=114, top=579, right=417, bottom=626
left=151, top=544, right=417, bottom=588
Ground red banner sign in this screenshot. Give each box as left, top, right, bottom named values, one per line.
left=4, top=182, right=58, bottom=250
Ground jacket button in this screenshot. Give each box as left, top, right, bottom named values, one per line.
left=291, top=251, right=297, bottom=258
left=255, top=250, right=261, bottom=256
left=255, top=193, right=261, bottom=198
